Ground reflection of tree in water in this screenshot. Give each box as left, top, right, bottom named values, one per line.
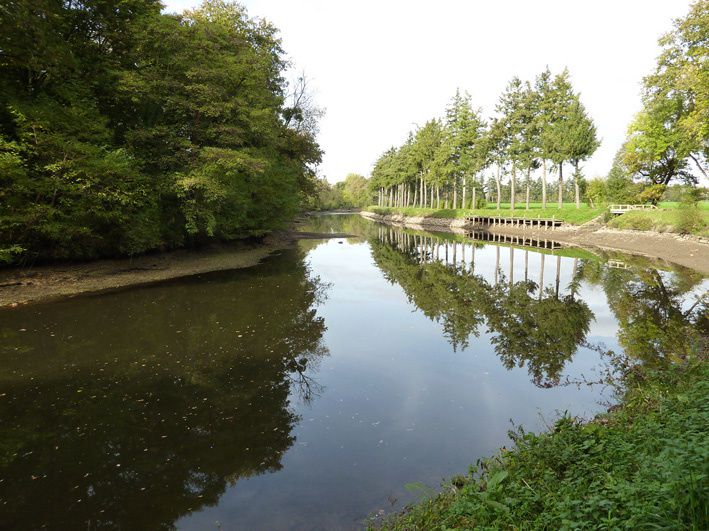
left=576, top=259, right=708, bottom=366
left=0, top=248, right=328, bottom=530
left=369, top=229, right=594, bottom=387
left=486, top=279, right=593, bottom=387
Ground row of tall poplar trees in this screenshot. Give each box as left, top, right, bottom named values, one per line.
left=369, top=68, right=599, bottom=211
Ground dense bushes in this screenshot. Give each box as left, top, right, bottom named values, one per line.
left=0, top=0, right=321, bottom=263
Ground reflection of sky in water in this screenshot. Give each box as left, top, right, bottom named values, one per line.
left=180, top=229, right=641, bottom=530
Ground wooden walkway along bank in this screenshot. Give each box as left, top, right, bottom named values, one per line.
left=464, top=215, right=563, bottom=230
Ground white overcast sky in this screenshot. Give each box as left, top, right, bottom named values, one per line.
left=163, top=0, right=693, bottom=183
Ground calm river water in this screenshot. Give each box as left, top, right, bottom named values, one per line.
left=1, top=214, right=706, bottom=530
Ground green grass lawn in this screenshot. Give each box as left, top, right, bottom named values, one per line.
left=608, top=208, right=709, bottom=237
left=657, top=200, right=709, bottom=210
left=366, top=204, right=604, bottom=225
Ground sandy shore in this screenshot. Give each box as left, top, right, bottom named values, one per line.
left=0, top=230, right=355, bottom=308
left=361, top=211, right=709, bottom=275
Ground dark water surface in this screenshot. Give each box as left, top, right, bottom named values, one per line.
left=1, top=215, right=706, bottom=530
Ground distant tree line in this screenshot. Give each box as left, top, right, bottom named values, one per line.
left=304, top=173, right=373, bottom=211
left=368, top=68, right=599, bottom=211
left=0, top=0, right=321, bottom=264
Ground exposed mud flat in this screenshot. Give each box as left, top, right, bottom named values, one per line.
left=0, top=230, right=351, bottom=307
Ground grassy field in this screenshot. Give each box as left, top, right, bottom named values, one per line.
left=366, top=204, right=605, bottom=225
left=374, top=360, right=709, bottom=530
left=657, top=201, right=709, bottom=210
left=608, top=208, right=709, bottom=237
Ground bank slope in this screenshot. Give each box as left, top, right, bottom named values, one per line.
left=374, top=360, right=709, bottom=530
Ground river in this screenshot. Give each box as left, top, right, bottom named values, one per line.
left=0, top=214, right=706, bottom=530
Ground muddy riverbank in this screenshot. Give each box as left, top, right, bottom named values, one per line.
left=361, top=211, right=709, bottom=275
left=0, top=230, right=353, bottom=307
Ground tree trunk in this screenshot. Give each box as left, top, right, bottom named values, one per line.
left=472, top=187, right=477, bottom=210
left=453, top=181, right=458, bottom=210
left=496, top=165, right=501, bottom=210
left=510, top=163, right=516, bottom=211
left=558, top=162, right=563, bottom=209
left=462, top=178, right=467, bottom=209
left=542, top=159, right=548, bottom=209
left=436, top=186, right=440, bottom=209
left=430, top=185, right=434, bottom=208
left=574, top=161, right=580, bottom=209
left=525, top=168, right=530, bottom=210
left=412, top=183, right=418, bottom=207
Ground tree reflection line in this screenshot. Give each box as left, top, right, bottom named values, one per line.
left=372, top=224, right=707, bottom=389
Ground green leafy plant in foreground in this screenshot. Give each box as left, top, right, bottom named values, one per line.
left=375, top=361, right=709, bottom=530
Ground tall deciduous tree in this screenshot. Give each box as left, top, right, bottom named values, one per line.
left=438, top=90, right=486, bottom=209
left=496, top=77, right=529, bottom=210
left=534, top=67, right=555, bottom=208
left=624, top=0, right=708, bottom=185
left=566, top=97, right=600, bottom=207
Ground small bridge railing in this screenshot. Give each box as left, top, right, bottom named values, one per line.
left=608, top=204, right=658, bottom=214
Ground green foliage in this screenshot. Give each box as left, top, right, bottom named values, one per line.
left=340, top=173, right=373, bottom=207
left=585, top=178, right=608, bottom=206
left=371, top=68, right=598, bottom=211
left=638, top=184, right=667, bottom=205
left=608, top=209, right=709, bottom=236
left=623, top=0, right=709, bottom=185
left=663, top=184, right=709, bottom=202
left=377, top=361, right=709, bottom=530
left=0, top=245, right=24, bottom=264
left=301, top=178, right=347, bottom=211
left=677, top=203, right=706, bottom=235
left=0, top=0, right=320, bottom=263
left=605, top=146, right=642, bottom=202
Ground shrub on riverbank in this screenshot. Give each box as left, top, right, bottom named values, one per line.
left=608, top=208, right=709, bottom=236
left=374, top=359, right=709, bottom=530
